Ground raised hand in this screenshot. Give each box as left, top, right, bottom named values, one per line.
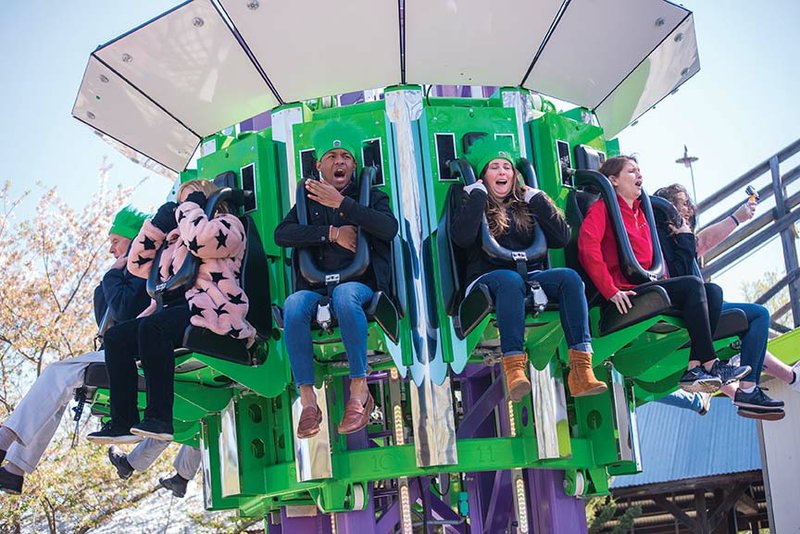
left=733, top=202, right=756, bottom=224
left=151, top=201, right=178, bottom=233
left=306, top=179, right=345, bottom=209
left=523, top=185, right=543, bottom=202
left=463, top=180, right=487, bottom=195
left=111, top=254, right=128, bottom=270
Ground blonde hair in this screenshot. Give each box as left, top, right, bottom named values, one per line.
left=484, top=169, right=533, bottom=237
left=176, top=179, right=232, bottom=214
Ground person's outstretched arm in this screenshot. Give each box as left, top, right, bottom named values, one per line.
left=696, top=202, right=755, bottom=257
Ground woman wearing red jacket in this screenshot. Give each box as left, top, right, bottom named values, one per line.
left=578, top=156, right=749, bottom=393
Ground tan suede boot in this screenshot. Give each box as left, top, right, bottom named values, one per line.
left=502, top=354, right=531, bottom=402
left=567, top=349, right=608, bottom=397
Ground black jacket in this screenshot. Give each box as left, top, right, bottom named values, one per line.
left=274, top=181, right=399, bottom=294
left=656, top=224, right=699, bottom=278
left=451, top=188, right=570, bottom=286
left=92, top=266, right=150, bottom=326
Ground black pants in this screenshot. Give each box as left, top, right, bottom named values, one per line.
left=635, top=276, right=722, bottom=363
left=104, top=304, right=190, bottom=428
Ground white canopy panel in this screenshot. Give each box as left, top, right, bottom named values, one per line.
left=94, top=0, right=278, bottom=138
left=73, top=56, right=200, bottom=172
left=218, top=0, right=401, bottom=103
left=404, top=0, right=563, bottom=87
left=522, top=0, right=690, bottom=108
left=595, top=14, right=699, bottom=137
left=73, top=0, right=700, bottom=171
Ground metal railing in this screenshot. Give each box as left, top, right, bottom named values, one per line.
left=699, top=138, right=800, bottom=330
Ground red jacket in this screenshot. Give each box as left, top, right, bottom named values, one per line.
left=578, top=196, right=654, bottom=300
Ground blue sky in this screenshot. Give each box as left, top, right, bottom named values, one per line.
left=2, top=0, right=798, bottom=300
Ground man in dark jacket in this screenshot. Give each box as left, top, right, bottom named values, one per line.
left=0, top=206, right=150, bottom=494
left=275, top=121, right=398, bottom=438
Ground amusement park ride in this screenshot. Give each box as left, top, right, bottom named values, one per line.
left=67, top=1, right=795, bottom=532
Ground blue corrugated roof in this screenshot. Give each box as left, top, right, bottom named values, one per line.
left=611, top=398, right=761, bottom=488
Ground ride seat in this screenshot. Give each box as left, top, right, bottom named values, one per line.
left=440, top=158, right=556, bottom=340
left=83, top=187, right=272, bottom=393
left=566, top=175, right=750, bottom=340
left=272, top=167, right=401, bottom=346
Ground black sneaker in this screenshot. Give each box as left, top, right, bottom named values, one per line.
left=709, top=360, right=751, bottom=385
left=735, top=386, right=785, bottom=410
left=87, top=422, right=142, bottom=445
left=159, top=473, right=188, bottom=498
left=679, top=367, right=722, bottom=393
left=108, top=446, right=134, bottom=480
left=130, top=419, right=173, bottom=441
left=0, top=467, right=24, bottom=495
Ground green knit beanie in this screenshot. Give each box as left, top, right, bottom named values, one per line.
left=109, top=205, right=148, bottom=239
left=465, top=136, right=519, bottom=177
left=311, top=121, right=364, bottom=166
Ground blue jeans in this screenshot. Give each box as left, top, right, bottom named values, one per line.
left=658, top=390, right=704, bottom=413
left=472, top=268, right=592, bottom=356
left=723, top=301, right=769, bottom=383
left=283, top=281, right=374, bottom=386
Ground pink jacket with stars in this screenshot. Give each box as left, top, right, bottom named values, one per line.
left=127, top=200, right=256, bottom=345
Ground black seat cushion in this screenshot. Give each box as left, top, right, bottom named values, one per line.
left=182, top=325, right=251, bottom=365
left=713, top=308, right=749, bottom=339
left=664, top=307, right=749, bottom=341
left=240, top=216, right=271, bottom=338
left=84, top=362, right=147, bottom=392
left=456, top=283, right=561, bottom=340
left=365, top=291, right=399, bottom=344
left=598, top=285, right=673, bottom=336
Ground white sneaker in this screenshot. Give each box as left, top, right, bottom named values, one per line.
left=698, top=392, right=712, bottom=416
left=790, top=362, right=800, bottom=393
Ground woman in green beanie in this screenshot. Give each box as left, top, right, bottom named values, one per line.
left=450, top=136, right=606, bottom=402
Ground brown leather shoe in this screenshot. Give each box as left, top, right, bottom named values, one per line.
left=502, top=354, right=531, bottom=402
left=337, top=394, right=374, bottom=435
left=567, top=349, right=607, bottom=397
left=297, top=404, right=322, bottom=439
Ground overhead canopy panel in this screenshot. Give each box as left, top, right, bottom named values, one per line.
left=594, top=14, right=699, bottom=137
left=73, top=0, right=279, bottom=172
left=218, top=0, right=401, bottom=103
left=73, top=56, right=201, bottom=172
left=521, top=0, right=697, bottom=137
left=404, top=0, right=563, bottom=87
left=73, top=0, right=699, bottom=171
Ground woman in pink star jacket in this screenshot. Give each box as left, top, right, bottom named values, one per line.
left=89, top=179, right=255, bottom=444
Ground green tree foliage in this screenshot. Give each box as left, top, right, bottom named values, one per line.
left=741, top=269, right=791, bottom=328
left=586, top=495, right=642, bottom=534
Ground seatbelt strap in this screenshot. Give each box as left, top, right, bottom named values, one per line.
left=316, top=274, right=341, bottom=332
left=511, top=251, right=528, bottom=282
left=71, top=388, right=87, bottom=448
